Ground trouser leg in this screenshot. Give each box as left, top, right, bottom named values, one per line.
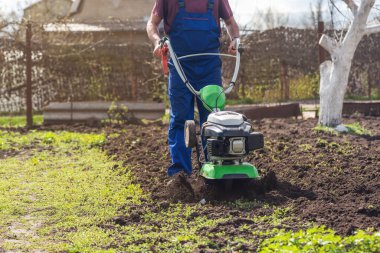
left=167, top=70, right=194, bottom=176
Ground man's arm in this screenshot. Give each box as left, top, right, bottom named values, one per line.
left=146, top=14, right=163, bottom=58
left=224, top=16, right=240, bottom=54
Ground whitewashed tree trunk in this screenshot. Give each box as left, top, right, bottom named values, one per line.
left=319, top=60, right=351, bottom=126
left=318, top=0, right=380, bottom=127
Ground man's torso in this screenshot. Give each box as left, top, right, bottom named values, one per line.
left=152, top=0, right=233, bottom=34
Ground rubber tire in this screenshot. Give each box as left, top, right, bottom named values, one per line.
left=185, top=120, right=197, bottom=148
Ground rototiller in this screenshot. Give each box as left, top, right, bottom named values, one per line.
left=161, top=37, right=264, bottom=180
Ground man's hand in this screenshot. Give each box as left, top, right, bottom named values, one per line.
left=228, top=38, right=238, bottom=55
left=153, top=40, right=162, bottom=58
left=224, top=16, right=240, bottom=55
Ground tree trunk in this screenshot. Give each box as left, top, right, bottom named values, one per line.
left=319, top=58, right=352, bottom=126
left=318, top=0, right=378, bottom=127
left=319, top=42, right=360, bottom=126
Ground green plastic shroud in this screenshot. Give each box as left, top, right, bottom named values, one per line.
left=199, top=85, right=226, bottom=111
left=200, top=162, right=260, bottom=180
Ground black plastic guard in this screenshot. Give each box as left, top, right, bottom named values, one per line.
left=246, top=132, right=264, bottom=151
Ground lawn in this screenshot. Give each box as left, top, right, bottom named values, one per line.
left=0, top=115, right=44, bottom=128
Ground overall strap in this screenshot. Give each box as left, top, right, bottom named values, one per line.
left=177, top=0, right=185, bottom=9
left=208, top=0, right=215, bottom=11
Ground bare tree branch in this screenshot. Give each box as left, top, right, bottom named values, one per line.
left=303, top=0, right=324, bottom=29
left=365, top=24, right=380, bottom=34
left=319, top=34, right=339, bottom=54
left=342, top=0, right=375, bottom=47
left=343, top=0, right=358, bottom=15
left=329, top=0, right=350, bottom=21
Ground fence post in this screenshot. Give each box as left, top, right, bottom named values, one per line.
left=25, top=22, right=33, bottom=127
left=318, top=21, right=325, bottom=65
left=240, top=68, right=246, bottom=99
left=129, top=75, right=138, bottom=101
left=368, top=65, right=372, bottom=99
left=280, top=61, right=289, bottom=101
left=378, top=68, right=380, bottom=94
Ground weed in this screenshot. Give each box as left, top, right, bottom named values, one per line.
left=253, top=207, right=293, bottom=226
left=346, top=123, right=372, bottom=136
left=314, top=123, right=372, bottom=137
left=259, top=226, right=380, bottom=252
left=161, top=112, right=170, bottom=124
left=316, top=138, right=329, bottom=148
left=328, top=142, right=340, bottom=149
left=313, top=125, right=339, bottom=136
left=299, top=144, right=313, bottom=151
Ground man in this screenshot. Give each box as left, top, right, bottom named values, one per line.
left=147, top=0, right=240, bottom=177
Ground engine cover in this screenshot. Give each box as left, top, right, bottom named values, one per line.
left=207, top=111, right=245, bottom=126
left=202, top=111, right=264, bottom=162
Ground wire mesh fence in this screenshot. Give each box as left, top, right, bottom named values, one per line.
left=0, top=22, right=379, bottom=115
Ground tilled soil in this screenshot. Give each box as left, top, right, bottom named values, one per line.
left=104, top=117, right=380, bottom=238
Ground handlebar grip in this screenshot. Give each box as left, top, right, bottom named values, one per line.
left=161, top=44, right=169, bottom=75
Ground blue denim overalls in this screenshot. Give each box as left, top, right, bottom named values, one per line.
left=167, top=0, right=222, bottom=176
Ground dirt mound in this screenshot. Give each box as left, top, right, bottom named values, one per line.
left=104, top=117, right=380, bottom=234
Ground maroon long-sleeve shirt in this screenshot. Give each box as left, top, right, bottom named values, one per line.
left=151, top=0, right=234, bottom=34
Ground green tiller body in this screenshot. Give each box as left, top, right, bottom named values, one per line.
left=162, top=37, right=264, bottom=181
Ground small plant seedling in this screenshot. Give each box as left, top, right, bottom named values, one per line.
left=345, top=123, right=372, bottom=136
left=313, top=123, right=372, bottom=136
left=313, top=125, right=339, bottom=135
left=299, top=144, right=313, bottom=151
left=316, top=138, right=329, bottom=148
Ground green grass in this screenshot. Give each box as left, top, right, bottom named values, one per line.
left=0, top=115, right=43, bottom=127
left=345, top=123, right=372, bottom=136
left=314, top=123, right=372, bottom=136
left=114, top=204, right=231, bottom=252
left=259, top=226, right=380, bottom=252
left=345, top=94, right=380, bottom=101
left=0, top=131, right=142, bottom=251
left=314, top=125, right=340, bottom=135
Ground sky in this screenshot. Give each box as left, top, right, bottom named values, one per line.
left=2, top=0, right=319, bottom=22
left=230, top=0, right=320, bottom=23
left=0, top=0, right=379, bottom=27
left=229, top=0, right=380, bottom=28
left=229, top=0, right=324, bottom=27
